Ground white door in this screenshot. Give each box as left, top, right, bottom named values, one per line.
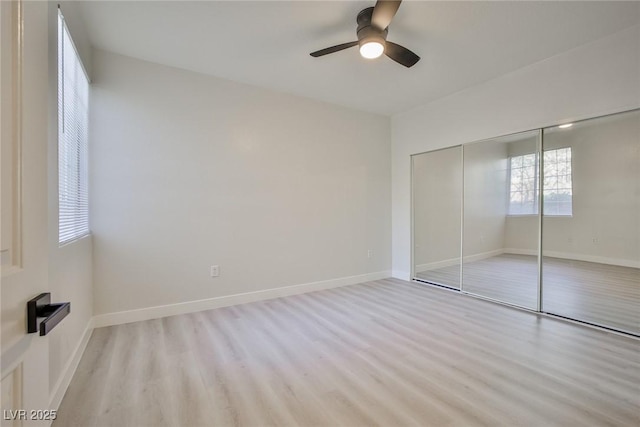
left=1, top=1, right=54, bottom=425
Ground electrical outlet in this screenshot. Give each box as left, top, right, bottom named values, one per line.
left=210, top=265, right=219, bottom=277
left=367, top=249, right=373, bottom=259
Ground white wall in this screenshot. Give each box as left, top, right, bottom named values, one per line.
left=90, top=50, right=391, bottom=316
left=47, top=1, right=93, bottom=400
left=392, top=25, right=640, bottom=279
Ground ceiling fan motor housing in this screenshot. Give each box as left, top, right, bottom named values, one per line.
left=356, top=7, right=388, bottom=48
left=309, top=1, right=420, bottom=68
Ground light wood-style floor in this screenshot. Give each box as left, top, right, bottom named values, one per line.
left=416, top=254, right=640, bottom=334
left=55, top=278, right=640, bottom=427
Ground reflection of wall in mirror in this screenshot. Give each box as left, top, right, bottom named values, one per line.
left=413, top=142, right=511, bottom=273
left=504, top=136, right=539, bottom=255
left=413, top=148, right=462, bottom=271
left=504, top=111, right=639, bottom=268
left=463, top=141, right=509, bottom=260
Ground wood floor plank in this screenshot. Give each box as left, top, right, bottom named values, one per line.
left=54, top=278, right=640, bottom=427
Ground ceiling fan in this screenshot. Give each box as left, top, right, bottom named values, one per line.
left=310, top=0, right=420, bottom=68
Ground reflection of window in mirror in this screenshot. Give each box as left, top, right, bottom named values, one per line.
left=508, top=153, right=539, bottom=215
left=543, top=148, right=573, bottom=216
left=507, top=148, right=573, bottom=216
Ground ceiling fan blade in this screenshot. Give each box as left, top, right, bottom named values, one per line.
left=310, top=41, right=358, bottom=57
left=371, top=0, right=402, bottom=30
left=385, top=41, right=420, bottom=67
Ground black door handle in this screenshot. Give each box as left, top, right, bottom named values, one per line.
left=27, top=293, right=71, bottom=336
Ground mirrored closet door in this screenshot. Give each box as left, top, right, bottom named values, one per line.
left=462, top=130, right=540, bottom=309
left=411, top=109, right=638, bottom=336
left=541, top=110, right=640, bottom=335
left=412, top=146, right=462, bottom=289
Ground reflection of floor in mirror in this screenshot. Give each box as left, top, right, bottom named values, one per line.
left=415, top=254, right=639, bottom=335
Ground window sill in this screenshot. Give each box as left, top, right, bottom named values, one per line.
left=58, top=232, right=92, bottom=248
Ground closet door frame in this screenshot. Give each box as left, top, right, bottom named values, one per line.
left=410, top=145, right=463, bottom=290
left=459, top=129, right=542, bottom=311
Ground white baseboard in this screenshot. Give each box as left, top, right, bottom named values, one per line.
left=504, top=248, right=640, bottom=268
left=92, top=270, right=392, bottom=328
left=503, top=248, right=537, bottom=256
left=415, top=257, right=459, bottom=273
left=49, top=323, right=93, bottom=412
left=545, top=251, right=640, bottom=268
left=416, top=249, right=504, bottom=273
left=418, top=247, right=639, bottom=270
left=391, top=270, right=410, bottom=281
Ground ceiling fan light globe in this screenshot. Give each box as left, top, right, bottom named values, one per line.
left=359, top=41, right=384, bottom=59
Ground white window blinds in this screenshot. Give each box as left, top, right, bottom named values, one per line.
left=58, top=11, right=90, bottom=245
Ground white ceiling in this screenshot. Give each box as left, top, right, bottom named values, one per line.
left=79, top=1, right=639, bottom=116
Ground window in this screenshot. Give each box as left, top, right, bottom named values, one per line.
left=58, top=11, right=89, bottom=244
left=508, top=148, right=572, bottom=216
